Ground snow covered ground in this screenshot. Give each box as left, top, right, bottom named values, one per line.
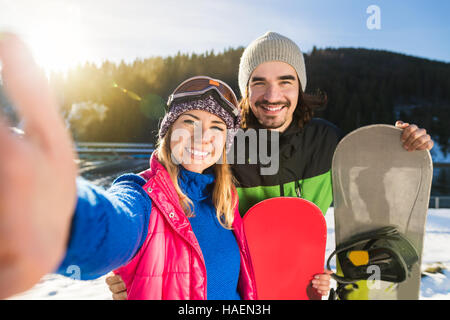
left=324, top=208, right=450, bottom=300
left=8, top=208, right=450, bottom=300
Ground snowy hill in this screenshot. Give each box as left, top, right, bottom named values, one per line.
left=324, top=208, right=450, bottom=300
left=8, top=208, right=449, bottom=300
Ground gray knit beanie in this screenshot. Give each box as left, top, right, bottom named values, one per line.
left=238, top=31, right=307, bottom=97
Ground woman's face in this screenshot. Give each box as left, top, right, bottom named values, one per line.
left=169, top=109, right=227, bottom=173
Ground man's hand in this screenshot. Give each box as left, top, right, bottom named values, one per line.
left=395, top=121, right=434, bottom=151
left=311, top=270, right=333, bottom=297
left=106, top=273, right=128, bottom=300
left=0, top=33, right=77, bottom=299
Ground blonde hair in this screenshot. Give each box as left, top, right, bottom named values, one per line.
left=156, top=127, right=237, bottom=230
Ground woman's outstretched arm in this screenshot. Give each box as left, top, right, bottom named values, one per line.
left=55, top=175, right=151, bottom=280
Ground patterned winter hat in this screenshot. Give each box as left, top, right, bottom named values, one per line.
left=159, top=77, right=241, bottom=152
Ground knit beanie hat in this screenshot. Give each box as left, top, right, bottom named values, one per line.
left=159, top=91, right=241, bottom=153
left=238, top=31, right=307, bottom=97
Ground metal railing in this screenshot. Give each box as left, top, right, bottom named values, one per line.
left=429, top=196, right=450, bottom=209
left=75, top=142, right=154, bottom=159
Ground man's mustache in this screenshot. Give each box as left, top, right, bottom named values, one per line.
left=255, top=99, right=290, bottom=108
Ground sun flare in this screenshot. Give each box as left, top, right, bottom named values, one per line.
left=17, top=4, right=92, bottom=75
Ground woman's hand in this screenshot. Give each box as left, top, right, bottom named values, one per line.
left=0, top=33, right=78, bottom=299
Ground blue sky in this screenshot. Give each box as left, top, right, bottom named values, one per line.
left=1, top=0, right=449, bottom=72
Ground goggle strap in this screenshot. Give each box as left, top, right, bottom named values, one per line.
left=167, top=87, right=239, bottom=119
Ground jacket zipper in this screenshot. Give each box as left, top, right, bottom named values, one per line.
left=148, top=178, right=208, bottom=299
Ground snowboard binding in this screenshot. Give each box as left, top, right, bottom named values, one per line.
left=327, top=226, right=419, bottom=299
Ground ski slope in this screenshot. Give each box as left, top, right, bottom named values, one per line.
left=8, top=208, right=450, bottom=300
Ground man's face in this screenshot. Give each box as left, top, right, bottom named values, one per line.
left=248, top=61, right=299, bottom=132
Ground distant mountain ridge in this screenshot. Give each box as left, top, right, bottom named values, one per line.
left=0, top=46, right=448, bottom=155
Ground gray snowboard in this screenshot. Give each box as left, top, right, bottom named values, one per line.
left=332, top=124, right=433, bottom=300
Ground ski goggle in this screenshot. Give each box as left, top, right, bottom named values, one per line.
left=167, top=76, right=240, bottom=121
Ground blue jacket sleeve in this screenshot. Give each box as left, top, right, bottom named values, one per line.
left=55, top=174, right=151, bottom=280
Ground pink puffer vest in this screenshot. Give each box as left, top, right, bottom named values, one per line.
left=114, top=155, right=258, bottom=300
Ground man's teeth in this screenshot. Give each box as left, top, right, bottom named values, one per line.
left=262, top=105, right=283, bottom=111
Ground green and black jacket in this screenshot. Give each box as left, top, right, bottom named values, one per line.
left=230, top=118, right=342, bottom=216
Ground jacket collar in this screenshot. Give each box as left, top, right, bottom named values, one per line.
left=178, top=166, right=214, bottom=201
left=142, top=153, right=206, bottom=253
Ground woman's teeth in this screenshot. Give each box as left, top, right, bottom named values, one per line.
left=186, top=148, right=210, bottom=157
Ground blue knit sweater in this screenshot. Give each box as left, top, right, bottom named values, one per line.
left=56, top=166, right=241, bottom=300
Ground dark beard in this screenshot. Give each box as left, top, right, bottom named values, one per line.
left=255, top=99, right=291, bottom=129
left=257, top=118, right=287, bottom=130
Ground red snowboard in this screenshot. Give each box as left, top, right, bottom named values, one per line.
left=243, top=197, right=327, bottom=300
